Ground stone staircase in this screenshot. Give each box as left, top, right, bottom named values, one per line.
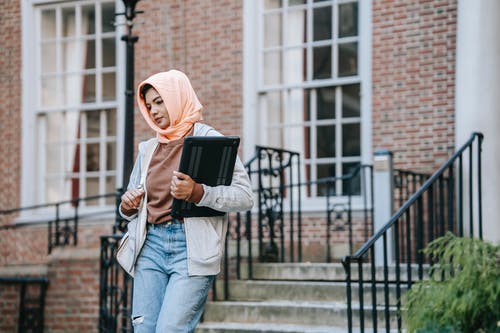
left=196, top=263, right=416, bottom=333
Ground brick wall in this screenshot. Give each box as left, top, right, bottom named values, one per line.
left=0, top=0, right=463, bottom=331
left=44, top=249, right=101, bottom=333
left=133, top=0, right=244, bottom=145
left=371, top=0, right=457, bottom=173
left=0, top=0, right=22, bottom=213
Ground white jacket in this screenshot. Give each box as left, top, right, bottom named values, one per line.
left=119, top=123, right=254, bottom=276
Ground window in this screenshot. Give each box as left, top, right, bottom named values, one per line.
left=32, top=0, right=119, bottom=206
left=257, top=0, right=363, bottom=198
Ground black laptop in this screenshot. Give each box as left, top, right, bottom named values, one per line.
left=171, top=136, right=240, bottom=218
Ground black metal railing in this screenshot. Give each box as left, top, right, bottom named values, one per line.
left=215, top=146, right=374, bottom=300
left=0, top=192, right=119, bottom=254
left=99, top=235, right=133, bottom=333
left=0, top=276, right=49, bottom=333
left=98, top=146, right=375, bottom=325
left=341, top=132, right=483, bottom=332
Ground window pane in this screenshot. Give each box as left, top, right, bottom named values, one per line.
left=64, top=74, right=83, bottom=106
left=82, top=5, right=96, bottom=35
left=264, top=91, right=282, bottom=126
left=62, top=7, right=76, bottom=37
left=285, top=9, right=306, bottom=46
left=36, top=2, right=118, bottom=206
left=86, top=143, right=100, bottom=171
left=264, top=0, right=282, bottom=9
left=264, top=51, right=282, bottom=85
left=41, top=42, right=57, bottom=73
left=62, top=40, right=80, bottom=71
left=106, top=143, right=116, bottom=170
left=83, top=74, right=96, bottom=103
left=266, top=127, right=282, bottom=147
left=317, top=87, right=335, bottom=120
left=342, top=162, right=361, bottom=195
left=284, top=48, right=306, bottom=84
left=102, top=72, right=116, bottom=101
left=313, top=6, right=332, bottom=41
left=342, top=123, right=360, bottom=156
left=287, top=89, right=307, bottom=124
left=317, top=164, right=335, bottom=196
left=86, top=177, right=99, bottom=200
left=85, top=39, right=96, bottom=69
left=304, top=126, right=311, bottom=159
left=86, top=111, right=100, bottom=138
left=102, top=38, right=116, bottom=67
left=106, top=109, right=117, bottom=136
left=342, top=84, right=360, bottom=117
left=317, top=125, right=335, bottom=158
left=41, top=77, right=59, bottom=107
left=283, top=125, right=307, bottom=153
left=46, top=145, right=62, bottom=174
left=339, top=2, right=358, bottom=38
left=264, top=13, right=282, bottom=47
left=41, top=9, right=56, bottom=39
left=105, top=177, right=115, bottom=204
left=313, top=46, right=331, bottom=79
left=338, top=42, right=358, bottom=77
left=290, top=0, right=306, bottom=5
left=304, top=89, right=311, bottom=122
left=101, top=2, right=116, bottom=33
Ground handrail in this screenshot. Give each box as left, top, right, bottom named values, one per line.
left=345, top=132, right=483, bottom=261
left=0, top=192, right=118, bottom=216
left=341, top=131, right=484, bottom=333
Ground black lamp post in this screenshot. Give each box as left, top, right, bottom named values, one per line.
left=118, top=0, right=141, bottom=192
left=114, top=0, right=142, bottom=233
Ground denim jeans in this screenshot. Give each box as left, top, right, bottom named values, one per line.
left=131, top=222, right=214, bottom=333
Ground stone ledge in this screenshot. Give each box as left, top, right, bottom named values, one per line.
left=0, top=264, right=48, bottom=277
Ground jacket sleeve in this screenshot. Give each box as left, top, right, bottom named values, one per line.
left=196, top=155, right=254, bottom=212
left=118, top=141, right=146, bottom=221
left=194, top=124, right=254, bottom=212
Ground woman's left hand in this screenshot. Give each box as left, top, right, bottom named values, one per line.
left=171, top=171, right=195, bottom=200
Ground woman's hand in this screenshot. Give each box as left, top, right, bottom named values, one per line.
left=120, top=187, right=145, bottom=213
left=171, top=171, right=196, bottom=201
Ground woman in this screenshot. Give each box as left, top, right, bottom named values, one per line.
left=119, top=69, right=253, bottom=332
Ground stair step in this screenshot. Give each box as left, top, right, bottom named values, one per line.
left=216, top=280, right=345, bottom=302
left=197, top=322, right=401, bottom=333
left=196, top=322, right=343, bottom=333
left=202, top=301, right=399, bottom=328
left=243, top=263, right=429, bottom=281
left=215, top=280, right=407, bottom=304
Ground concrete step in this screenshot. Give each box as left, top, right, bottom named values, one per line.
left=202, top=300, right=399, bottom=328
left=243, top=263, right=429, bottom=282
left=215, top=279, right=407, bottom=305
left=197, top=322, right=401, bottom=333
left=195, top=322, right=398, bottom=333
left=196, top=322, right=340, bottom=333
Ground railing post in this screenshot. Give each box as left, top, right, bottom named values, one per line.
left=373, top=149, right=394, bottom=265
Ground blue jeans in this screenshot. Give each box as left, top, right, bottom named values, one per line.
left=131, top=222, right=214, bottom=333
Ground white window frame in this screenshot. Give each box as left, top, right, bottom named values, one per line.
left=20, top=0, right=125, bottom=221
left=243, top=0, right=372, bottom=211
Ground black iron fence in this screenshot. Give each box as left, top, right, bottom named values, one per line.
left=341, top=132, right=483, bottom=332
left=99, top=235, right=133, bottom=333
left=0, top=192, right=119, bottom=254
left=0, top=276, right=49, bottom=333
left=215, top=146, right=374, bottom=300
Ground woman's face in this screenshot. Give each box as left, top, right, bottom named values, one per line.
left=144, top=87, right=170, bottom=129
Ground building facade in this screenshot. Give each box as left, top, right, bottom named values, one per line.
left=0, top=0, right=499, bottom=331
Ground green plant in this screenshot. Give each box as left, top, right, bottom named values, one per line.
left=403, top=232, right=500, bottom=333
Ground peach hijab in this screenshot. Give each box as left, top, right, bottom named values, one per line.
left=137, top=70, right=203, bottom=143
